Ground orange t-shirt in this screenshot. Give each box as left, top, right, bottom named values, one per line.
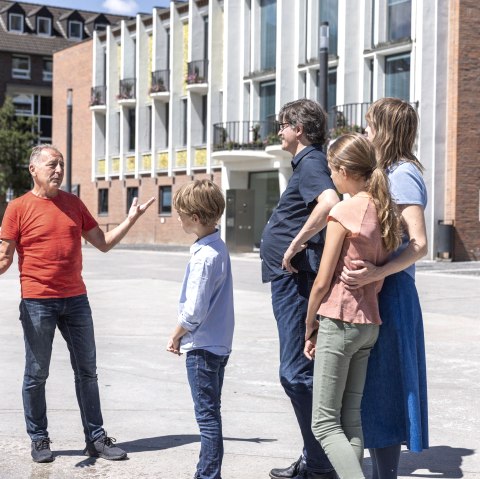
left=0, top=191, right=98, bottom=299
left=318, top=194, right=389, bottom=325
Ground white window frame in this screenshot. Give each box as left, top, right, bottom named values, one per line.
left=42, top=58, right=53, bottom=82
left=12, top=93, right=34, bottom=116
left=12, top=55, right=31, bottom=79
left=37, top=16, right=52, bottom=36
left=68, top=20, right=83, bottom=39
left=9, top=13, right=24, bottom=33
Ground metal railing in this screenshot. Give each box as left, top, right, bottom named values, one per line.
left=90, top=85, right=106, bottom=106
left=150, top=69, right=170, bottom=93
left=328, top=101, right=419, bottom=138
left=213, top=120, right=280, bottom=151
left=118, top=78, right=136, bottom=100
left=186, top=59, right=208, bottom=84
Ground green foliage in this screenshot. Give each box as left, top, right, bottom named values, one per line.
left=0, top=97, right=37, bottom=197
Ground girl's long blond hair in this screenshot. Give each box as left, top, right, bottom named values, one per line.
left=328, top=134, right=402, bottom=252
left=366, top=97, right=424, bottom=173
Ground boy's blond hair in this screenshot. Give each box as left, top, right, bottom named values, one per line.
left=173, top=179, right=225, bottom=226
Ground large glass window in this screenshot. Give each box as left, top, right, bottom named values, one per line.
left=385, top=53, right=410, bottom=100
left=319, top=0, right=338, bottom=56
left=182, top=98, right=188, bottom=146
left=260, top=0, right=276, bottom=71
left=98, top=189, right=109, bottom=215
left=9, top=13, right=24, bottom=33
left=12, top=55, right=30, bottom=79
left=388, top=0, right=411, bottom=41
left=37, top=17, right=51, bottom=36
left=158, top=185, right=172, bottom=215
left=201, top=95, right=207, bottom=144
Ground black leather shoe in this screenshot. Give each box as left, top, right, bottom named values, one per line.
left=270, top=456, right=306, bottom=478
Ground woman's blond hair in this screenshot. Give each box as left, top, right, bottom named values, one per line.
left=328, top=133, right=402, bottom=252
left=366, top=97, right=424, bottom=173
left=173, top=179, right=225, bottom=226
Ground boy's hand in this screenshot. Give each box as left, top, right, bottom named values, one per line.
left=166, top=337, right=182, bottom=356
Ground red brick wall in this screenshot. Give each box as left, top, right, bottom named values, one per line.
left=446, top=1, right=480, bottom=260
left=53, top=40, right=223, bottom=246
left=52, top=39, right=96, bottom=234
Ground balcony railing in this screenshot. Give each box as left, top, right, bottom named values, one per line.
left=328, top=102, right=371, bottom=138
left=150, top=69, right=170, bottom=93
left=328, top=101, right=418, bottom=138
left=90, top=85, right=106, bottom=106
left=213, top=120, right=280, bottom=151
left=186, top=59, right=208, bottom=84
left=118, top=78, right=136, bottom=100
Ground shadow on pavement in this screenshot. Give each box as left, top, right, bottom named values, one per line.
left=364, top=445, right=475, bottom=478
left=118, top=434, right=276, bottom=452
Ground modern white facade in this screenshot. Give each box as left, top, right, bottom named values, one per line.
left=90, top=0, right=450, bottom=257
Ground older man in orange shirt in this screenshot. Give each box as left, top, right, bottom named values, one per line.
left=0, top=144, right=154, bottom=463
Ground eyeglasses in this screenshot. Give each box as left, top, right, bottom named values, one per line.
left=278, top=122, right=291, bottom=132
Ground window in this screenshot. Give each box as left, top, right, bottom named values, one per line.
left=37, top=17, right=51, bottom=36
left=126, top=187, right=139, bottom=213
left=94, top=23, right=107, bottom=31
left=260, top=0, right=276, bottom=71
left=43, top=58, right=53, bottom=82
left=146, top=105, right=152, bottom=150
left=259, top=81, right=276, bottom=140
left=13, top=94, right=33, bottom=116
left=9, top=13, right=24, bottom=33
left=69, top=20, right=83, bottom=39
left=159, top=185, right=172, bottom=215
left=203, top=16, right=209, bottom=60
left=182, top=98, right=188, bottom=146
left=327, top=68, right=337, bottom=113
left=127, top=109, right=136, bottom=151
left=12, top=94, right=52, bottom=143
left=201, top=95, right=207, bottom=144
left=319, top=0, right=338, bottom=56
left=98, top=189, right=109, bottom=215
left=385, top=53, right=410, bottom=100
left=12, top=55, right=30, bottom=79
left=388, top=0, right=411, bottom=41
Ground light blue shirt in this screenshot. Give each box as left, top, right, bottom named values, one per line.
left=178, top=230, right=235, bottom=355
left=388, top=162, right=428, bottom=280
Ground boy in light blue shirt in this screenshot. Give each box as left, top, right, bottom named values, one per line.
left=167, top=179, right=234, bottom=479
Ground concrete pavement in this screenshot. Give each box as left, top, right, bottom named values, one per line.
left=0, top=247, right=479, bottom=478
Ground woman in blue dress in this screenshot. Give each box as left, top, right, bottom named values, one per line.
left=341, top=98, right=429, bottom=478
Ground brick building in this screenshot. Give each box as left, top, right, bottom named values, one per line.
left=52, top=0, right=480, bottom=259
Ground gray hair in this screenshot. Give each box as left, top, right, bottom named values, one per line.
left=30, top=144, right=63, bottom=165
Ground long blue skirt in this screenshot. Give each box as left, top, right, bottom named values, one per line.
left=361, top=272, right=429, bottom=452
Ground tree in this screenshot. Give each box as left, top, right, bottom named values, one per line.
left=0, top=96, right=37, bottom=198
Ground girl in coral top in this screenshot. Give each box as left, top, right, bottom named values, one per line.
left=304, top=133, right=402, bottom=479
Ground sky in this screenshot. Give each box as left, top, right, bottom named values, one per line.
left=40, top=0, right=171, bottom=16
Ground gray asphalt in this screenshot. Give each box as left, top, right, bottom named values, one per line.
left=1, top=248, right=479, bottom=478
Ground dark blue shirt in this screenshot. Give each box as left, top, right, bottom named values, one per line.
left=260, top=144, right=335, bottom=283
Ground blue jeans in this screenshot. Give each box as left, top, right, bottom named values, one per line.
left=271, top=272, right=333, bottom=474
left=186, top=349, right=229, bottom=479
left=19, top=295, right=104, bottom=442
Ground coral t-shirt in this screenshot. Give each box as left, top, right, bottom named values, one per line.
left=318, top=194, right=389, bottom=325
left=0, top=191, right=98, bottom=299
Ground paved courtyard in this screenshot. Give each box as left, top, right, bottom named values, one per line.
left=1, top=247, right=479, bottom=478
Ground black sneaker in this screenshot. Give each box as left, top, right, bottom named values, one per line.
left=84, top=433, right=127, bottom=461
left=31, top=438, right=54, bottom=463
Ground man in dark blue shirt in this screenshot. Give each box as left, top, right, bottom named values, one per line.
left=260, top=99, right=339, bottom=479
